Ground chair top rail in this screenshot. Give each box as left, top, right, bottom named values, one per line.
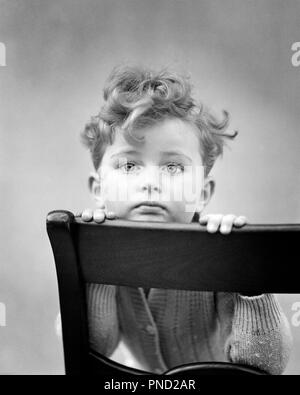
left=47, top=211, right=300, bottom=294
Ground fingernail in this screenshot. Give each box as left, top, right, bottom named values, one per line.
left=106, top=211, right=116, bottom=219
left=82, top=213, right=91, bottom=221
left=94, top=211, right=105, bottom=222
left=221, top=226, right=230, bottom=234
left=207, top=224, right=217, bottom=232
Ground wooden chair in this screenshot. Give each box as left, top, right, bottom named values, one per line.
left=46, top=210, right=300, bottom=375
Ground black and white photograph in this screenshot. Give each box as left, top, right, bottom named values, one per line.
left=0, top=0, right=300, bottom=377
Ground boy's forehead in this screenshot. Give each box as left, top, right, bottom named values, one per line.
left=105, top=119, right=202, bottom=160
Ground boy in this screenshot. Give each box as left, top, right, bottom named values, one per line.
left=79, top=65, right=292, bottom=374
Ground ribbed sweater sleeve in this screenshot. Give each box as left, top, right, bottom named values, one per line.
left=86, top=283, right=120, bottom=357
left=216, top=293, right=293, bottom=375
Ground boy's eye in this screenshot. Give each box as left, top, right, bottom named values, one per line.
left=163, top=163, right=185, bottom=175
left=118, top=161, right=184, bottom=175
left=120, top=162, right=139, bottom=173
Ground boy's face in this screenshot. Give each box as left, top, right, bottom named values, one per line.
left=90, top=118, right=214, bottom=223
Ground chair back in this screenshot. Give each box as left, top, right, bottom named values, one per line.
left=47, top=210, right=300, bottom=375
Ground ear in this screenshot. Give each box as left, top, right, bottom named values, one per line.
left=88, top=171, right=105, bottom=208
left=197, top=176, right=215, bottom=213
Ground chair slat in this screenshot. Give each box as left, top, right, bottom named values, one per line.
left=74, top=218, right=300, bottom=294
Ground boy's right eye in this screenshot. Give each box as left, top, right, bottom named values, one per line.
left=119, top=162, right=139, bottom=173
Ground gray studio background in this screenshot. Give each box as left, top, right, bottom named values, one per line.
left=0, top=0, right=300, bottom=374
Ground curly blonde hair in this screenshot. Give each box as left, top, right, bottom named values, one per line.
left=81, top=65, right=237, bottom=176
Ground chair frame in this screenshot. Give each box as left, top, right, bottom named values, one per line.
left=47, top=210, right=300, bottom=375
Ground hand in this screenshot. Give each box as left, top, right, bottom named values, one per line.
left=77, top=208, right=117, bottom=223
left=199, top=214, right=247, bottom=234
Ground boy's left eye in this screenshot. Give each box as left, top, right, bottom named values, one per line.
left=163, top=163, right=185, bottom=174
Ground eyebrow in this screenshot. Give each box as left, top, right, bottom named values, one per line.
left=160, top=150, right=193, bottom=162
left=110, top=149, right=140, bottom=160
left=110, top=149, right=193, bottom=162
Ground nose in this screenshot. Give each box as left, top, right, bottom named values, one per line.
left=141, top=166, right=161, bottom=193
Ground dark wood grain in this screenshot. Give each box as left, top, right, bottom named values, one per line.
left=74, top=218, right=300, bottom=294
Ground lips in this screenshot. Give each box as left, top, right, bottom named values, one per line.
left=134, top=201, right=166, bottom=210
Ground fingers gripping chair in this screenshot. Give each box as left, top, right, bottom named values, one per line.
left=46, top=210, right=299, bottom=375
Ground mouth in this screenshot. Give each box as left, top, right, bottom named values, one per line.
left=133, top=201, right=167, bottom=214
left=134, top=201, right=166, bottom=209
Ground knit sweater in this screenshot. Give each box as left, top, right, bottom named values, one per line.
left=86, top=284, right=293, bottom=374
